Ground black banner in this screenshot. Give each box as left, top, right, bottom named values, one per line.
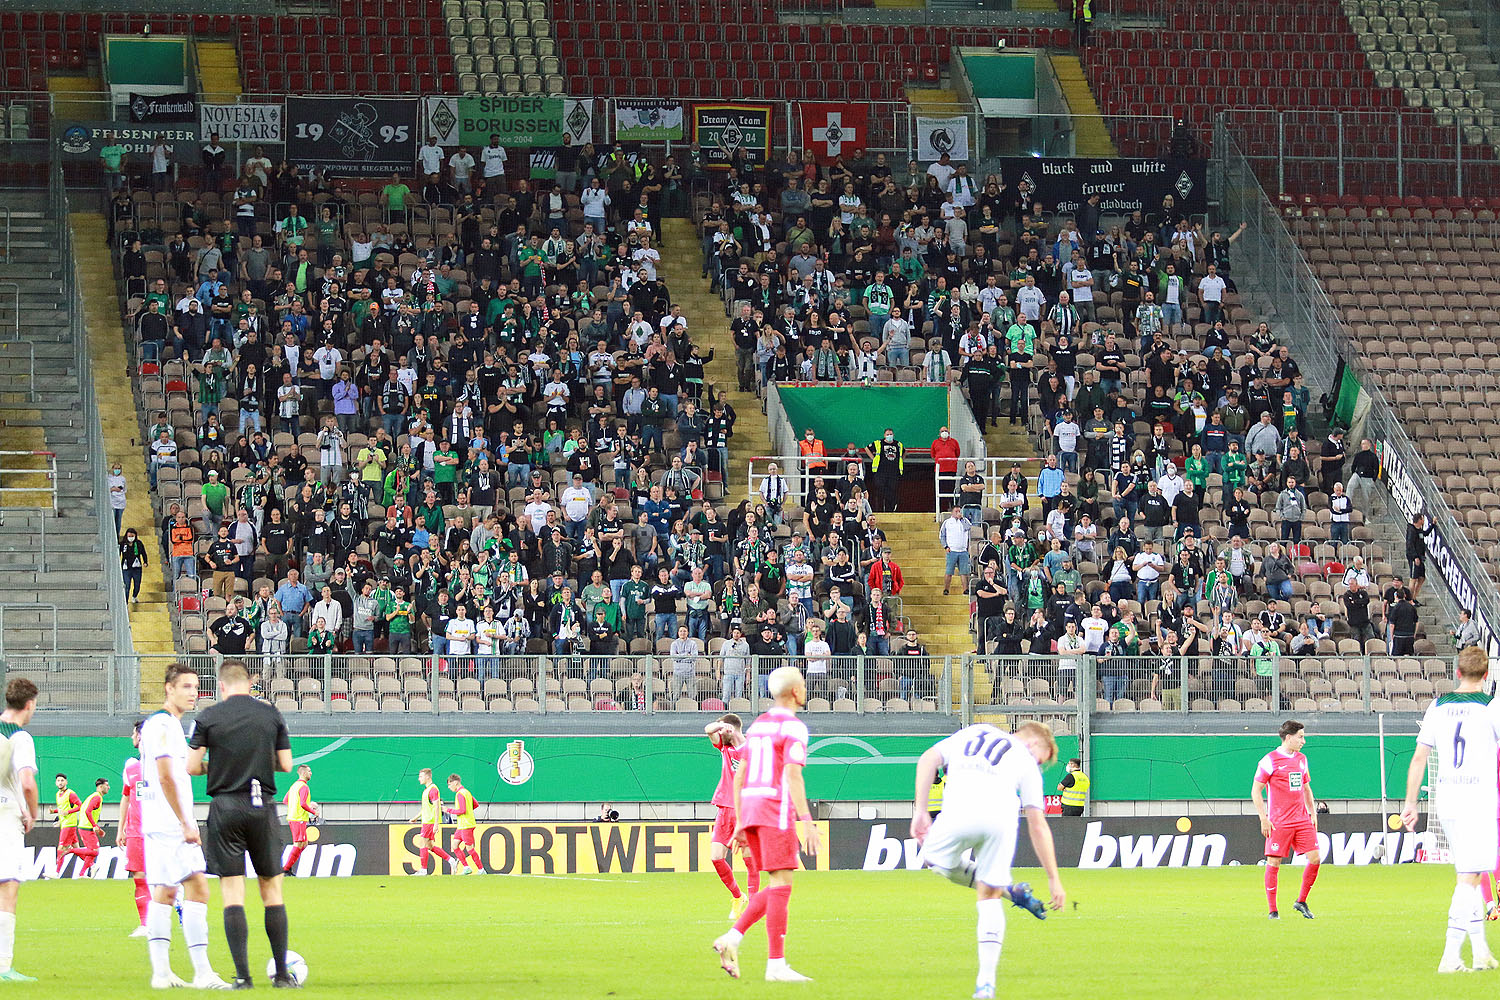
left=285, top=97, right=418, bottom=177
left=692, top=103, right=773, bottom=168
left=128, top=92, right=198, bottom=123
left=995, top=157, right=1208, bottom=216
left=58, top=121, right=201, bottom=163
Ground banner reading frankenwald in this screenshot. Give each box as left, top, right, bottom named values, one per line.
left=692, top=103, right=772, bottom=167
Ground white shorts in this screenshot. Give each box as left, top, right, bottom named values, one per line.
left=143, top=830, right=206, bottom=888
left=0, top=816, right=24, bottom=883
left=921, top=810, right=1019, bottom=888
left=1439, top=808, right=1499, bottom=875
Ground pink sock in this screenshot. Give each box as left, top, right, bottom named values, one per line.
left=1265, top=866, right=1278, bottom=912
left=733, top=889, right=769, bottom=935
left=713, top=858, right=741, bottom=898
left=419, top=847, right=430, bottom=870
left=133, top=876, right=150, bottom=923
left=746, top=859, right=760, bottom=896
left=764, top=885, right=792, bottom=960
left=430, top=846, right=452, bottom=863
left=1299, top=862, right=1319, bottom=903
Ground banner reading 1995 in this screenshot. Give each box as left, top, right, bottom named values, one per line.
left=285, top=96, right=418, bottom=176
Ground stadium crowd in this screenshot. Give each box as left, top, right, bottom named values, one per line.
left=113, top=136, right=1438, bottom=712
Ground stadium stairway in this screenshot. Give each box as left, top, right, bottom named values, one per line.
left=70, top=213, right=175, bottom=694
left=1047, top=53, right=1119, bottom=157
left=659, top=217, right=772, bottom=496
left=0, top=195, right=118, bottom=658
left=195, top=41, right=242, bottom=98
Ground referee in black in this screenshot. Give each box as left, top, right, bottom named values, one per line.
left=186, top=659, right=298, bottom=989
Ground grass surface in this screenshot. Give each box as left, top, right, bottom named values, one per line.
left=14, top=866, right=1500, bottom=997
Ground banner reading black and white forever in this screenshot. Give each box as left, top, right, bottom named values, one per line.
left=993, top=157, right=1208, bottom=216
left=285, top=97, right=418, bottom=177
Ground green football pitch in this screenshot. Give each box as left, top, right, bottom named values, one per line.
left=15, top=866, right=1500, bottom=998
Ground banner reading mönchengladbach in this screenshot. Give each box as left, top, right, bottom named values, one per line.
left=915, top=115, right=970, bottom=161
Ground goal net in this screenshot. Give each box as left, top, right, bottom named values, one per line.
left=1424, top=753, right=1452, bottom=864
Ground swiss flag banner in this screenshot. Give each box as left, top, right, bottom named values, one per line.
left=800, top=103, right=867, bottom=163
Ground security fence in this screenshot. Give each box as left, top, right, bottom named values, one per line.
left=14, top=650, right=1457, bottom=718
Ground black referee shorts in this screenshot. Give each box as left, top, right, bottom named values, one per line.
left=205, top=792, right=284, bottom=877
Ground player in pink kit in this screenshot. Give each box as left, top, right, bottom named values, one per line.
left=1251, top=720, right=1321, bottom=919
left=705, top=714, right=759, bottom=919
left=116, top=719, right=149, bottom=937
left=712, top=666, right=821, bottom=983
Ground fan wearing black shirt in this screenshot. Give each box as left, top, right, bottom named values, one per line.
left=209, top=605, right=252, bottom=655
left=185, top=660, right=296, bottom=988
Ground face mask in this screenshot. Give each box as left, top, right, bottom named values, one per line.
left=884, top=434, right=894, bottom=442
left=939, top=431, right=949, bottom=439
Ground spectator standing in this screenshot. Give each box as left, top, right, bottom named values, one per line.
left=939, top=506, right=972, bottom=596
left=1406, top=514, right=1430, bottom=605
left=120, top=527, right=148, bottom=603
left=1453, top=610, right=1482, bottom=651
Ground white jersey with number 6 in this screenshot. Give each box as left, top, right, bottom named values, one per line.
left=932, top=724, right=1044, bottom=825
left=1417, top=691, right=1500, bottom=872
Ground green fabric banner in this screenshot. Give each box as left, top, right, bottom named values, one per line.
left=778, top=385, right=949, bottom=451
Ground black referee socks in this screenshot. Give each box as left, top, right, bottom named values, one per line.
left=223, top=905, right=250, bottom=981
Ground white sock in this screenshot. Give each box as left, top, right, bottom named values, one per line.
left=0, top=910, right=15, bottom=973
left=1446, top=885, right=1470, bottom=963
left=180, top=900, right=213, bottom=978
left=766, top=957, right=787, bottom=972
left=976, top=898, right=1006, bottom=989
left=146, top=901, right=174, bottom=979
left=1464, top=884, right=1491, bottom=958
left=930, top=859, right=977, bottom=887
left=723, top=928, right=744, bottom=946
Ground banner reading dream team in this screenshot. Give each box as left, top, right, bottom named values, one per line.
left=992, top=157, right=1209, bottom=215
left=692, top=103, right=772, bottom=167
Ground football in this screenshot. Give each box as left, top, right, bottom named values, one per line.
left=267, top=951, right=308, bottom=985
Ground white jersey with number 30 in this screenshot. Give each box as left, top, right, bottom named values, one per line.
left=932, top=724, right=1043, bottom=828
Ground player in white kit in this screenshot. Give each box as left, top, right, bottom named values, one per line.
left=1402, top=646, right=1500, bottom=973
left=0, top=677, right=40, bottom=983
left=912, top=721, right=1066, bottom=1000
left=138, top=664, right=230, bottom=990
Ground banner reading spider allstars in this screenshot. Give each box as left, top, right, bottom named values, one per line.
left=692, top=103, right=773, bottom=168
left=285, top=96, right=418, bottom=177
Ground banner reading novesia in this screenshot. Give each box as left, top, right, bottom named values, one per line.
left=916, top=114, right=970, bottom=162
left=285, top=97, right=418, bottom=176
left=801, top=102, right=867, bottom=163
left=993, top=157, right=1209, bottom=215
left=200, top=103, right=283, bottom=143
left=615, top=99, right=684, bottom=141
left=693, top=103, right=772, bottom=167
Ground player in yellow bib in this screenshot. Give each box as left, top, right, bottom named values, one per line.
left=281, top=764, right=320, bottom=876
left=74, top=779, right=107, bottom=877
left=408, top=768, right=456, bottom=875
left=444, top=774, right=483, bottom=874
left=52, top=774, right=82, bottom=877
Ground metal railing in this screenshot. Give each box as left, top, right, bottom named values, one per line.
left=15, top=649, right=1450, bottom=718
left=0, top=451, right=57, bottom=515
left=0, top=282, right=19, bottom=342
left=0, top=605, right=59, bottom=658
left=0, top=342, right=37, bottom=403
left=48, top=138, right=135, bottom=656
left=1218, top=108, right=1500, bottom=200
left=133, top=652, right=955, bottom=716
left=931, top=455, right=1044, bottom=518
left=1215, top=117, right=1500, bottom=651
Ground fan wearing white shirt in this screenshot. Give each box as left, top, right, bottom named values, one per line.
left=480, top=139, right=507, bottom=180
left=417, top=138, right=445, bottom=178
left=449, top=149, right=475, bottom=192
left=446, top=607, right=477, bottom=656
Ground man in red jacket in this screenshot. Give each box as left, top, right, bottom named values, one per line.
left=930, top=426, right=961, bottom=508
left=867, top=548, right=905, bottom=600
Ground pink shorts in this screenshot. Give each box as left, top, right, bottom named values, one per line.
left=1265, top=821, right=1317, bottom=860
left=454, top=828, right=475, bottom=847
left=123, top=836, right=144, bottom=873
left=745, top=825, right=800, bottom=873
left=712, top=806, right=737, bottom=848
left=420, top=823, right=438, bottom=841
left=289, top=821, right=308, bottom=843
